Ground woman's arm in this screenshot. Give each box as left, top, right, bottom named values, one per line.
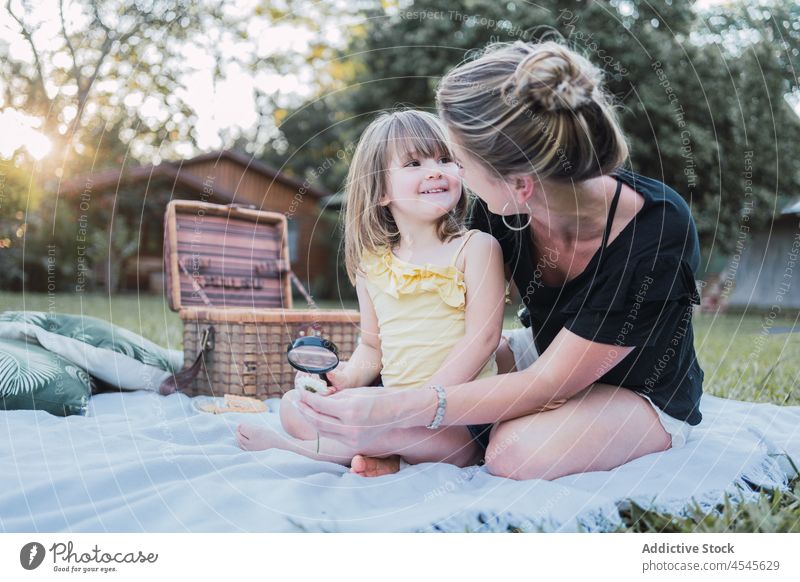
left=297, top=327, right=635, bottom=447
left=328, top=274, right=383, bottom=389
left=417, top=328, right=636, bottom=425
left=426, top=232, right=505, bottom=386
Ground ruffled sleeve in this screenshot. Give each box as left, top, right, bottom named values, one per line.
left=361, top=250, right=467, bottom=309
left=563, top=254, right=700, bottom=347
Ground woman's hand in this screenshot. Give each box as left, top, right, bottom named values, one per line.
left=295, top=386, right=430, bottom=449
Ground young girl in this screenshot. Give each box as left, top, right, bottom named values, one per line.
left=236, top=110, right=505, bottom=476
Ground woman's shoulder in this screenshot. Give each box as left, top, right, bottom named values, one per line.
left=614, top=169, right=701, bottom=262
left=616, top=169, right=696, bottom=225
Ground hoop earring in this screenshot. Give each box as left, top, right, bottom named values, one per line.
left=500, top=202, right=532, bottom=231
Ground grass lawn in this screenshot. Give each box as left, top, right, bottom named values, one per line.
left=2, top=290, right=799, bottom=532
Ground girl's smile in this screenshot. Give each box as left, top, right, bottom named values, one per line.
left=419, top=182, right=449, bottom=194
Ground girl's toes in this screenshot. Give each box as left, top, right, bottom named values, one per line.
left=350, top=454, right=368, bottom=475
left=350, top=454, right=402, bottom=477
left=370, top=456, right=401, bottom=477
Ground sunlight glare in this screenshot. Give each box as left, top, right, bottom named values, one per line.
left=0, top=109, right=52, bottom=160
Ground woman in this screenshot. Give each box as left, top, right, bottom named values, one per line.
left=296, top=40, right=704, bottom=480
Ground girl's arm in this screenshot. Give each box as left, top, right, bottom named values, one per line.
left=327, top=274, right=382, bottom=390
left=426, top=232, right=505, bottom=386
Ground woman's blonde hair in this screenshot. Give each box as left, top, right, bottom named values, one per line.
left=436, top=40, right=628, bottom=182
left=343, top=109, right=468, bottom=284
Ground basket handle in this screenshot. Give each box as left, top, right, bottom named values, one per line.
left=159, top=326, right=215, bottom=395
left=288, top=271, right=315, bottom=308
left=180, top=257, right=302, bottom=306
left=178, top=259, right=214, bottom=307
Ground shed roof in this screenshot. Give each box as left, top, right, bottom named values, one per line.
left=781, top=199, right=800, bottom=215
left=179, top=150, right=328, bottom=199
left=59, top=161, right=236, bottom=201
left=59, top=149, right=329, bottom=200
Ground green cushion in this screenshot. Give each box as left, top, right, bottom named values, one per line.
left=0, top=337, right=92, bottom=416
left=0, top=311, right=182, bottom=392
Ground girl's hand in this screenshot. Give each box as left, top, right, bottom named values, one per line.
left=323, top=363, right=352, bottom=393
left=294, top=362, right=352, bottom=395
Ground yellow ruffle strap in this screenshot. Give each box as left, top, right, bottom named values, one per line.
left=361, top=251, right=466, bottom=309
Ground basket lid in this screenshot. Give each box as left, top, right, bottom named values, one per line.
left=164, top=201, right=293, bottom=311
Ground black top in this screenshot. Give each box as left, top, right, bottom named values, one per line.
left=469, top=169, right=704, bottom=425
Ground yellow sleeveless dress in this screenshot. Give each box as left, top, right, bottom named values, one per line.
left=361, top=230, right=498, bottom=390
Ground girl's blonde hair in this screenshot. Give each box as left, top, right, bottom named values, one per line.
left=436, top=40, right=628, bottom=182
left=344, top=109, right=468, bottom=284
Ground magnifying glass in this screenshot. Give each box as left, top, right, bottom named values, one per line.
left=287, top=334, right=339, bottom=452
left=286, top=334, right=339, bottom=386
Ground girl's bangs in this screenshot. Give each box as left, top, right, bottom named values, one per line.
left=384, top=114, right=453, bottom=163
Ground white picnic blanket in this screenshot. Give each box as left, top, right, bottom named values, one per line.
left=1, top=392, right=798, bottom=532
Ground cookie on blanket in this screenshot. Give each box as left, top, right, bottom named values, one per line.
left=294, top=374, right=330, bottom=395
left=223, top=394, right=268, bottom=412
left=196, top=394, right=267, bottom=414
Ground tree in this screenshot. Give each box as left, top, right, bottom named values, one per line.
left=260, top=0, right=800, bottom=265
left=0, top=0, right=250, bottom=292
left=1, top=0, right=250, bottom=172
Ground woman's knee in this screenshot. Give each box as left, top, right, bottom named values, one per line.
left=279, top=391, right=316, bottom=440
left=485, top=387, right=673, bottom=480
left=485, top=441, right=562, bottom=480
left=484, top=421, right=534, bottom=479
left=484, top=416, right=579, bottom=480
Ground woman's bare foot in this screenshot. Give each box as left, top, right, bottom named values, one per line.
left=350, top=454, right=403, bottom=477
left=236, top=423, right=285, bottom=451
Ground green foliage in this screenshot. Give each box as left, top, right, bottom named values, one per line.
left=0, top=158, right=44, bottom=290
left=0, top=158, right=178, bottom=292
left=694, top=313, right=800, bottom=407
left=261, top=0, right=800, bottom=262
left=618, top=476, right=800, bottom=533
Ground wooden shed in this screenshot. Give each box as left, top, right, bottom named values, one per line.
left=725, top=201, right=800, bottom=311
left=59, top=150, right=335, bottom=297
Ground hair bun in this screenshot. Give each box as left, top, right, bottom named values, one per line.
left=506, top=42, right=600, bottom=113
left=437, top=39, right=629, bottom=182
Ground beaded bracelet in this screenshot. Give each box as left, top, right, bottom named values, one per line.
left=425, top=385, right=447, bottom=430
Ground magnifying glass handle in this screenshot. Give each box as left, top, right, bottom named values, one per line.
left=319, top=373, right=333, bottom=386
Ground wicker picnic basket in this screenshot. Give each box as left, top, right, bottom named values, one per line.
left=160, top=200, right=360, bottom=399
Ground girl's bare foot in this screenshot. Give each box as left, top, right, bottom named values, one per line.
left=236, top=423, right=355, bottom=465
left=350, top=454, right=403, bottom=477
left=236, top=423, right=284, bottom=451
